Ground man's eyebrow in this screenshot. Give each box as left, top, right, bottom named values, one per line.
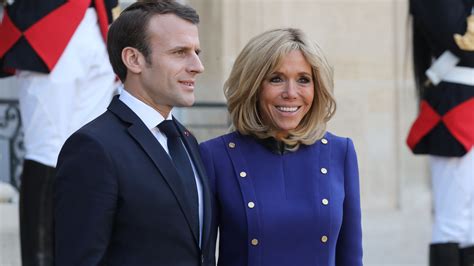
left=169, top=46, right=201, bottom=54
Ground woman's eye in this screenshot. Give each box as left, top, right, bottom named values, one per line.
left=270, top=77, right=283, bottom=83
left=298, top=77, right=311, bottom=83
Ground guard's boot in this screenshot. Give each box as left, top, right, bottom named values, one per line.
left=460, top=246, right=474, bottom=266
left=429, top=243, right=460, bottom=266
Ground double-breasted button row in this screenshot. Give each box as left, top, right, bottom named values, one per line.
left=320, top=139, right=328, bottom=174
left=320, top=138, right=329, bottom=245
left=228, top=141, right=261, bottom=249
left=229, top=143, right=249, bottom=178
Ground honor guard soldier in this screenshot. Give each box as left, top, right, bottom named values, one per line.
left=406, top=0, right=474, bottom=265
left=0, top=0, right=119, bottom=265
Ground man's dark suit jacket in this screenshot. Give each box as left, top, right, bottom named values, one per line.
left=54, top=96, right=216, bottom=266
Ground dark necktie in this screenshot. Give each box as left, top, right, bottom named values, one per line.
left=158, top=120, right=199, bottom=234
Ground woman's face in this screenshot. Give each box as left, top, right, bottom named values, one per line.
left=258, top=50, right=314, bottom=137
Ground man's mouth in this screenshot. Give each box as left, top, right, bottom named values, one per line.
left=179, top=80, right=195, bottom=87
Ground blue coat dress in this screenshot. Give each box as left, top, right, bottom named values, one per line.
left=200, top=131, right=362, bottom=266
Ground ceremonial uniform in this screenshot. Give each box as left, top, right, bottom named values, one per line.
left=0, top=1, right=118, bottom=265
left=406, top=0, right=474, bottom=265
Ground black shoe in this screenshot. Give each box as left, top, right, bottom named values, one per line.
left=429, top=243, right=460, bottom=266
left=460, top=246, right=474, bottom=266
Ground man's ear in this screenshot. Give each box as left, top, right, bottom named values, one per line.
left=122, top=47, right=144, bottom=74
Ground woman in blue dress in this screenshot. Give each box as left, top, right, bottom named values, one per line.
left=200, top=28, right=363, bottom=266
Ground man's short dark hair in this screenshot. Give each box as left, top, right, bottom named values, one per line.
left=107, top=0, right=200, bottom=82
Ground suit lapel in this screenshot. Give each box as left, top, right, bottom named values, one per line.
left=175, top=119, right=213, bottom=252
left=108, top=97, right=200, bottom=244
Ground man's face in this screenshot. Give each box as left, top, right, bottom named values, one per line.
left=137, top=14, right=204, bottom=117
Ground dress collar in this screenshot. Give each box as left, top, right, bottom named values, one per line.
left=253, top=136, right=292, bottom=155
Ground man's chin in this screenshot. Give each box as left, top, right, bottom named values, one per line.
left=176, top=99, right=195, bottom=107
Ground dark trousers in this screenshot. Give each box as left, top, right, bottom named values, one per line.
left=19, top=160, right=55, bottom=266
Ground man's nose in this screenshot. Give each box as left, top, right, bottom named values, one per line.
left=188, top=53, right=204, bottom=74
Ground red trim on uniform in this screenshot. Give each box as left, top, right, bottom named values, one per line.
left=443, top=98, right=474, bottom=152
left=23, top=0, right=90, bottom=71
left=94, top=0, right=109, bottom=41
left=406, top=100, right=441, bottom=149
left=2, top=67, right=16, bottom=75
left=0, top=12, right=22, bottom=58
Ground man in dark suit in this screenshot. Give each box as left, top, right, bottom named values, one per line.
left=54, top=1, right=215, bottom=265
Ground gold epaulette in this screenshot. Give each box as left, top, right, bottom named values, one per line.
left=454, top=15, right=474, bottom=51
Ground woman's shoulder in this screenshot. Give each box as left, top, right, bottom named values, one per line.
left=323, top=131, right=352, bottom=145
left=200, top=131, right=240, bottom=149
left=309, top=132, right=358, bottom=168
left=321, top=131, right=356, bottom=153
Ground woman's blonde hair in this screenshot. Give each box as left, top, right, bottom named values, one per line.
left=225, top=28, right=336, bottom=150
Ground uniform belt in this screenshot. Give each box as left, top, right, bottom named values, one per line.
left=442, top=66, right=474, bottom=86
left=426, top=51, right=474, bottom=86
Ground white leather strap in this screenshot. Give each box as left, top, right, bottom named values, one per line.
left=425, top=51, right=460, bottom=85
left=426, top=51, right=474, bottom=86
left=443, top=66, right=474, bottom=86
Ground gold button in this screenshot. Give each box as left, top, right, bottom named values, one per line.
left=322, top=198, right=329, bottom=205
left=248, top=202, right=255, bottom=208
left=240, top=171, right=247, bottom=178
left=251, top=239, right=259, bottom=246
left=321, top=138, right=328, bottom=144
left=321, top=235, right=328, bottom=243
left=228, top=142, right=236, bottom=148
left=321, top=168, right=328, bottom=174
